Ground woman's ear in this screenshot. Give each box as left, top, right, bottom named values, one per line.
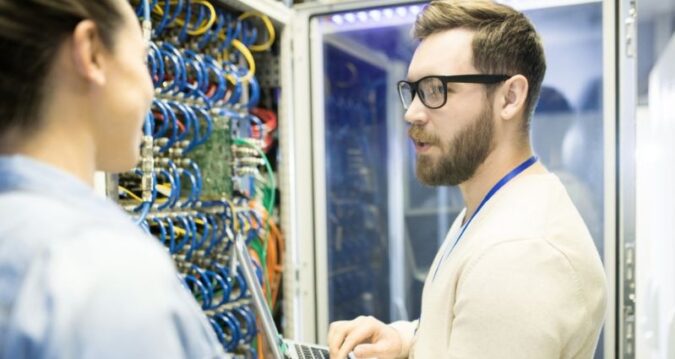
left=70, top=20, right=107, bottom=86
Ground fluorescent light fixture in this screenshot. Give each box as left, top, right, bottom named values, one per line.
left=357, top=11, right=368, bottom=22
left=395, top=6, right=408, bottom=17
left=383, top=8, right=394, bottom=19
left=331, top=14, right=344, bottom=25
left=344, top=12, right=356, bottom=23
left=369, top=10, right=382, bottom=21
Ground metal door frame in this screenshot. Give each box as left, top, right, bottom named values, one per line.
left=286, top=3, right=624, bottom=357
left=615, top=0, right=637, bottom=357
left=289, top=0, right=423, bottom=342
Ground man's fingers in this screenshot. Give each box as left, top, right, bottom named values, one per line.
left=334, top=321, right=376, bottom=359
left=328, top=320, right=350, bottom=356
left=328, top=320, right=359, bottom=357
left=353, top=341, right=389, bottom=358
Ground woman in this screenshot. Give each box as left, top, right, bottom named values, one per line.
left=0, top=1, right=224, bottom=357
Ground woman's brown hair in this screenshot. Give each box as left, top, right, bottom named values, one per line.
left=0, top=0, right=124, bottom=137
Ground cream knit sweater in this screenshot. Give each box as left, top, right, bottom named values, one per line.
left=390, top=173, right=607, bottom=358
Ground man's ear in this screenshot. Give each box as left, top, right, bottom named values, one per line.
left=70, top=20, right=107, bottom=86
left=498, top=75, right=529, bottom=121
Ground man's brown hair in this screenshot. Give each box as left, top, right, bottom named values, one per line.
left=414, top=0, right=546, bottom=130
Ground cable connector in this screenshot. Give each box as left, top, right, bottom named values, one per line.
left=142, top=20, right=152, bottom=45
left=141, top=135, right=154, bottom=202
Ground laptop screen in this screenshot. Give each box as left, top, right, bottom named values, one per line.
left=233, top=234, right=286, bottom=359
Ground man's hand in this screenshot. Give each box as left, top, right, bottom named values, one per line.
left=327, top=316, right=403, bottom=359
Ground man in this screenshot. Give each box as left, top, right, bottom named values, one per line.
left=328, top=1, right=607, bottom=358
left=0, top=0, right=225, bottom=357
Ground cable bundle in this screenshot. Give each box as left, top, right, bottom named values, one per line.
left=116, top=1, right=283, bottom=357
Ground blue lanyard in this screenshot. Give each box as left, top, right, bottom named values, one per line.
left=431, top=155, right=538, bottom=281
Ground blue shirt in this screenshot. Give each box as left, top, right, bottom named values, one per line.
left=0, top=156, right=227, bottom=359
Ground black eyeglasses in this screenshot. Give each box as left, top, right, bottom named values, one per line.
left=397, top=74, right=510, bottom=110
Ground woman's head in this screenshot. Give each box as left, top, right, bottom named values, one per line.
left=0, top=0, right=153, bottom=172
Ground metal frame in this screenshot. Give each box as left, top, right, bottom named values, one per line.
left=278, top=20, right=307, bottom=341
left=286, top=8, right=318, bottom=343
left=386, top=61, right=409, bottom=322
left=289, top=2, right=624, bottom=356
left=290, top=0, right=423, bottom=343
left=213, top=0, right=292, bottom=25
left=602, top=0, right=619, bottom=357
left=616, top=0, right=638, bottom=357
left=312, top=32, right=404, bottom=342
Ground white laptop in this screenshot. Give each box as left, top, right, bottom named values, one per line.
left=233, top=234, right=355, bottom=359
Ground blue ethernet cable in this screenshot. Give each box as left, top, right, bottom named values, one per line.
left=181, top=105, right=200, bottom=153
left=218, top=13, right=238, bottom=52
left=163, top=101, right=179, bottom=152
left=194, top=213, right=211, bottom=250
left=178, top=166, right=198, bottom=208
left=196, top=13, right=225, bottom=51
left=183, top=50, right=207, bottom=96
left=215, top=264, right=235, bottom=302
left=161, top=43, right=188, bottom=92
left=185, top=216, right=202, bottom=260
left=239, top=20, right=256, bottom=48
left=151, top=100, right=168, bottom=138
left=177, top=0, right=192, bottom=43
left=214, top=312, right=241, bottom=351
left=152, top=217, right=168, bottom=247
left=147, top=49, right=158, bottom=84
left=159, top=49, right=184, bottom=93
left=135, top=0, right=153, bottom=20
left=209, top=317, right=227, bottom=345
left=169, top=101, right=193, bottom=145
left=133, top=111, right=156, bottom=226
left=183, top=274, right=210, bottom=310
left=222, top=64, right=243, bottom=105
left=191, top=265, right=214, bottom=308
left=251, top=257, right=264, bottom=286
left=192, top=5, right=208, bottom=37
left=193, top=107, right=214, bottom=147
left=153, top=0, right=173, bottom=36
left=242, top=306, right=258, bottom=342
left=208, top=270, right=232, bottom=308
left=234, top=267, right=248, bottom=300
left=203, top=214, right=221, bottom=257
left=176, top=160, right=202, bottom=207
left=139, top=220, right=151, bottom=233
left=188, top=160, right=203, bottom=201
left=167, top=160, right=182, bottom=207
left=172, top=215, right=192, bottom=254
left=222, top=266, right=247, bottom=302
left=246, top=114, right=264, bottom=139
left=228, top=111, right=245, bottom=139
left=164, top=217, right=177, bottom=253
left=204, top=55, right=227, bottom=103
left=133, top=167, right=157, bottom=215
left=156, top=169, right=176, bottom=211
left=246, top=76, right=261, bottom=109
left=209, top=273, right=231, bottom=310
left=148, top=43, right=165, bottom=87
left=234, top=306, right=257, bottom=343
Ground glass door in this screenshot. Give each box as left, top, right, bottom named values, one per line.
left=290, top=2, right=617, bottom=355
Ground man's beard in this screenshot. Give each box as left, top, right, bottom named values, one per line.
left=410, top=105, right=495, bottom=186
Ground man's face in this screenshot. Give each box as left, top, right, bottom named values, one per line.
left=404, top=29, right=496, bottom=186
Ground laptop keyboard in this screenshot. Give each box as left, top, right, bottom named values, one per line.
left=294, top=343, right=329, bottom=359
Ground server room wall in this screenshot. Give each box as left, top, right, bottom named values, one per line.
left=118, top=1, right=283, bottom=357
